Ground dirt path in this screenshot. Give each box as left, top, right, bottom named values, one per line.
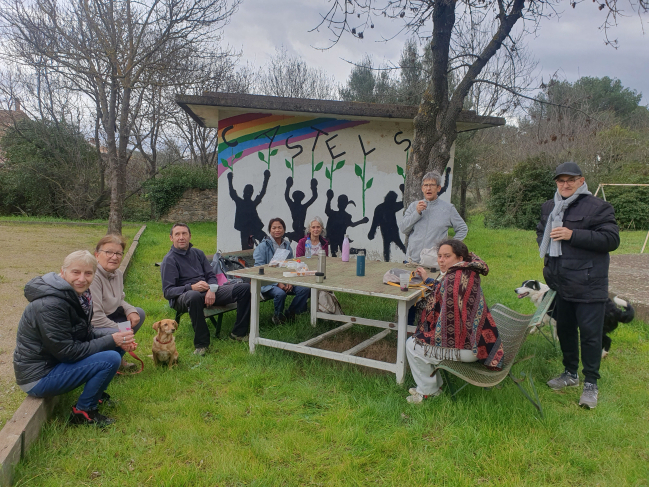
left=0, top=223, right=136, bottom=426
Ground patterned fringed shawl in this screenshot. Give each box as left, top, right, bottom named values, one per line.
left=414, top=253, right=505, bottom=370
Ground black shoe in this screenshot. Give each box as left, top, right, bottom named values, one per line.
left=97, top=392, right=114, bottom=408
left=229, top=332, right=249, bottom=342
left=69, top=406, right=115, bottom=427
left=284, top=311, right=297, bottom=322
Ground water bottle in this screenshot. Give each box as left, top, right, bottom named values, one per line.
left=356, top=250, right=365, bottom=276
left=305, top=237, right=312, bottom=258
left=341, top=235, right=350, bottom=262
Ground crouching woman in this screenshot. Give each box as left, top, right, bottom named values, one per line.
left=406, top=240, right=505, bottom=404
left=13, top=250, right=137, bottom=426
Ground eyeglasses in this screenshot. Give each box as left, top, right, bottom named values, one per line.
left=556, top=177, right=581, bottom=185
left=98, top=250, right=124, bottom=258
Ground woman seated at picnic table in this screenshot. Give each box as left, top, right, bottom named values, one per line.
left=406, top=239, right=505, bottom=404
left=13, top=251, right=137, bottom=426
left=295, top=216, right=330, bottom=257
left=254, top=217, right=311, bottom=324
left=90, top=234, right=146, bottom=370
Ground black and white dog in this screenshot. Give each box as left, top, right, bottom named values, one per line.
left=515, top=280, right=635, bottom=358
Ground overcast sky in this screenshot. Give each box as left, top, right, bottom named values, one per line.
left=221, top=0, right=649, bottom=107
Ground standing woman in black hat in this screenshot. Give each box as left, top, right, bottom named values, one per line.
left=536, top=161, right=620, bottom=409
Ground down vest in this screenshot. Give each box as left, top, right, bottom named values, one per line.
left=536, top=194, right=620, bottom=303
left=13, top=273, right=115, bottom=387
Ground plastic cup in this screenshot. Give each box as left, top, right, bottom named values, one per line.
left=400, top=273, right=409, bottom=292
left=209, top=283, right=219, bottom=292
left=117, top=321, right=131, bottom=333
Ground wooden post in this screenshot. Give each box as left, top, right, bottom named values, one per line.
left=641, top=230, right=649, bottom=254
left=396, top=299, right=408, bottom=384
left=249, top=279, right=260, bottom=353
left=310, top=288, right=318, bottom=327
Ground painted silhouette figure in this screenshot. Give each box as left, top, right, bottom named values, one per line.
left=228, top=170, right=271, bottom=249
left=368, top=184, right=406, bottom=262
left=438, top=167, right=451, bottom=197
left=284, top=176, right=318, bottom=243
left=325, top=189, right=369, bottom=257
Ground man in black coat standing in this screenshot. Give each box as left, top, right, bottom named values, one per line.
left=536, top=162, right=620, bottom=409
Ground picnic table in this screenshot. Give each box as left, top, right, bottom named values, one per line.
left=227, top=257, right=422, bottom=384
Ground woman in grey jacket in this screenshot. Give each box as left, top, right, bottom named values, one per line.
left=253, top=218, right=310, bottom=324
left=13, top=251, right=136, bottom=426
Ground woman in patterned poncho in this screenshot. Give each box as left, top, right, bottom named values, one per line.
left=406, top=239, right=505, bottom=404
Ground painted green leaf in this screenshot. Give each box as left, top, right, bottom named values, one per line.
left=285, top=159, right=292, bottom=169
left=325, top=167, right=332, bottom=179
left=335, top=160, right=345, bottom=170
left=235, top=151, right=243, bottom=159
left=354, top=164, right=363, bottom=177
left=258, top=152, right=265, bottom=162
left=315, top=161, right=324, bottom=171
left=270, top=148, right=278, bottom=156
left=396, top=165, right=404, bottom=176
left=220, top=158, right=228, bottom=166
left=366, top=178, right=373, bottom=189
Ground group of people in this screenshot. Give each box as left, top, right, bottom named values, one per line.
left=13, top=161, right=617, bottom=427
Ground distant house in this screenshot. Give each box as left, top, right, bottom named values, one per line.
left=0, top=100, right=29, bottom=164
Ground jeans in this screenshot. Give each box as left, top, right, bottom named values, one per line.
left=28, top=351, right=122, bottom=411
left=92, top=307, right=146, bottom=338
left=263, top=284, right=310, bottom=316
left=175, top=282, right=251, bottom=346
left=555, top=295, right=605, bottom=384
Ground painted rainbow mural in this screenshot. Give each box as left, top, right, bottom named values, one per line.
left=217, top=112, right=369, bottom=176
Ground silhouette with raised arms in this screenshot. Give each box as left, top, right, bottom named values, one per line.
left=438, top=167, right=451, bottom=197
left=284, top=176, right=318, bottom=243
left=368, top=184, right=406, bottom=261
left=228, top=170, right=271, bottom=249
left=325, top=189, right=369, bottom=257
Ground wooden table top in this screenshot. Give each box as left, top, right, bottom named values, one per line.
left=227, top=257, right=422, bottom=301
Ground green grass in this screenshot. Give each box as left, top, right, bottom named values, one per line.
left=11, top=218, right=649, bottom=486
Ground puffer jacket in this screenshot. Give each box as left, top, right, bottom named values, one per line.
left=13, top=273, right=115, bottom=387
left=253, top=236, right=293, bottom=293
left=536, top=194, right=620, bottom=302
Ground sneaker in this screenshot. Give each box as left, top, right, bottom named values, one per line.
left=229, top=333, right=249, bottom=342
left=193, top=347, right=208, bottom=356
left=579, top=382, right=598, bottom=409
left=119, top=360, right=137, bottom=371
left=408, top=388, right=418, bottom=396
left=69, top=406, right=115, bottom=427
left=547, top=370, right=579, bottom=391
left=97, top=392, right=114, bottom=408
left=406, top=390, right=442, bottom=404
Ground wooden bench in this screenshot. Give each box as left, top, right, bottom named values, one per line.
left=433, top=290, right=556, bottom=418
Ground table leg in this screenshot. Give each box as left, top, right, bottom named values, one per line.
left=249, top=278, right=260, bottom=354
left=310, top=288, right=318, bottom=327
left=396, top=299, right=407, bottom=384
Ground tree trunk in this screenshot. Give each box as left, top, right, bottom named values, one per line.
left=459, top=178, right=468, bottom=220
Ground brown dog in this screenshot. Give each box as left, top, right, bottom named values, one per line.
left=151, top=319, right=179, bottom=368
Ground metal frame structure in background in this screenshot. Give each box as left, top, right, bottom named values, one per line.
left=594, top=183, right=649, bottom=254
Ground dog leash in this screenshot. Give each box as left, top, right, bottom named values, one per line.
left=116, top=351, right=144, bottom=375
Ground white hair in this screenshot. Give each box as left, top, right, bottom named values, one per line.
left=308, top=216, right=326, bottom=237
left=422, top=171, right=442, bottom=186
left=61, top=250, right=97, bottom=272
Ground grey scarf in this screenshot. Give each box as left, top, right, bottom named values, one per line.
left=539, top=182, right=591, bottom=258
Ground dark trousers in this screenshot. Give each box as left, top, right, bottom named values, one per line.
left=174, top=283, right=251, bottom=347
left=555, top=295, right=605, bottom=384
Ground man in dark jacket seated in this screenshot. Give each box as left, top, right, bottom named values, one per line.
left=537, top=162, right=620, bottom=409
left=161, top=223, right=251, bottom=354
left=14, top=250, right=137, bottom=427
